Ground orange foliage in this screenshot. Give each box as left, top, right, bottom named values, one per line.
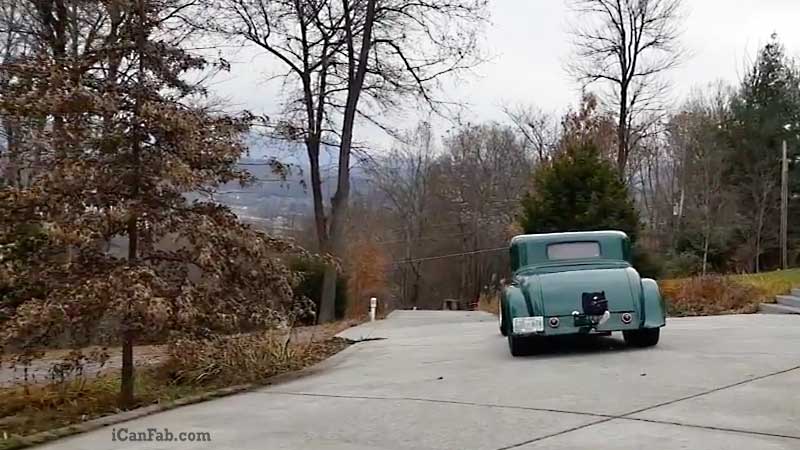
left=344, top=240, right=390, bottom=318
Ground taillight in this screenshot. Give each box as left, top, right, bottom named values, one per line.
left=621, top=313, right=633, bottom=324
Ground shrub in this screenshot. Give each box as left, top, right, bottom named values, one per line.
left=631, top=244, right=664, bottom=279
left=662, top=275, right=765, bottom=317
left=288, top=257, right=348, bottom=323
left=520, top=141, right=640, bottom=241
left=157, top=332, right=350, bottom=387
left=663, top=252, right=704, bottom=278
left=477, top=291, right=500, bottom=315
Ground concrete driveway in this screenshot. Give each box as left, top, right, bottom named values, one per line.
left=37, top=311, right=800, bottom=449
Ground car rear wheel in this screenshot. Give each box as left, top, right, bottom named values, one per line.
left=623, top=328, right=660, bottom=347
left=508, top=334, right=530, bottom=356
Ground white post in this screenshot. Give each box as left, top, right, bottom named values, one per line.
left=369, top=297, right=377, bottom=322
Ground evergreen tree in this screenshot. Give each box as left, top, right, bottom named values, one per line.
left=520, top=142, right=640, bottom=242
left=727, top=34, right=800, bottom=271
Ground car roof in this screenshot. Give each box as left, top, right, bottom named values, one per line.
left=510, top=230, right=628, bottom=246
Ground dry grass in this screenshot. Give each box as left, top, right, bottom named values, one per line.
left=157, top=332, right=350, bottom=387
left=732, top=269, right=800, bottom=299
left=477, top=292, right=500, bottom=316
left=0, top=370, right=197, bottom=443
left=661, top=275, right=765, bottom=317
left=0, top=327, right=352, bottom=444
left=661, top=269, right=800, bottom=317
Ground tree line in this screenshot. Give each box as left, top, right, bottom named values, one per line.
left=2, top=0, right=799, bottom=405
left=344, top=29, right=800, bottom=308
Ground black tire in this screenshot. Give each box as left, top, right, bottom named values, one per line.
left=508, top=334, right=529, bottom=356
left=623, top=328, right=660, bottom=347
left=499, top=305, right=508, bottom=336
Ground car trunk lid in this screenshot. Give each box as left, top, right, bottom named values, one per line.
left=534, top=268, right=637, bottom=317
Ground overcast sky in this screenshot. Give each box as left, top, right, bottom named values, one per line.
left=212, top=0, right=800, bottom=152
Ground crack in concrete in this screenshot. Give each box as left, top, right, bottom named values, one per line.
left=494, top=418, right=615, bottom=450
left=263, top=363, right=800, bottom=448
left=496, top=363, right=800, bottom=449
left=262, top=390, right=607, bottom=418
left=618, top=363, right=800, bottom=418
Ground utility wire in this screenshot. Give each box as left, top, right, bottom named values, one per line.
left=392, top=246, right=508, bottom=266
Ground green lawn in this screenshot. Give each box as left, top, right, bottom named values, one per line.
left=732, top=268, right=800, bottom=299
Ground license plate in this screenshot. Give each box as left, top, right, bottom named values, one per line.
left=573, top=314, right=593, bottom=327
left=574, top=315, right=605, bottom=326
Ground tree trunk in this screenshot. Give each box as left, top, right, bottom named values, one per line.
left=119, top=329, right=134, bottom=408
left=1, top=116, right=19, bottom=187
left=755, top=204, right=764, bottom=274
left=617, top=88, right=629, bottom=175
left=318, top=263, right=337, bottom=323
left=306, top=137, right=338, bottom=324
left=120, top=216, right=138, bottom=408
left=118, top=0, right=145, bottom=407
left=409, top=261, right=422, bottom=308
left=403, top=226, right=412, bottom=307
left=318, top=0, right=377, bottom=322
left=702, top=229, right=710, bottom=276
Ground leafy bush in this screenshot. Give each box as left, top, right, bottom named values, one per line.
left=661, top=275, right=765, bottom=317
left=663, top=252, right=704, bottom=278
left=631, top=244, right=664, bottom=279
left=0, top=224, right=50, bottom=323
left=288, top=257, right=348, bottom=323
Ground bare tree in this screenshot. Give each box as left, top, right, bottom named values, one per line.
left=628, top=131, right=675, bottom=240
left=674, top=86, right=734, bottom=273
left=436, top=123, right=531, bottom=301
left=215, top=0, right=487, bottom=321
left=0, top=1, right=29, bottom=186
left=214, top=0, right=341, bottom=255
left=568, top=0, right=684, bottom=174
left=503, top=104, right=559, bottom=163
left=365, top=122, right=435, bottom=307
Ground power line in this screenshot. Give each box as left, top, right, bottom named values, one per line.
left=392, top=246, right=508, bottom=265
left=373, top=232, right=475, bottom=246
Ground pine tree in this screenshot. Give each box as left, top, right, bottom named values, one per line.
left=519, top=142, right=640, bottom=241
left=727, top=34, right=800, bottom=271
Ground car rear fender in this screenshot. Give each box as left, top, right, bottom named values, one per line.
left=503, top=280, right=539, bottom=320
left=641, top=278, right=666, bottom=328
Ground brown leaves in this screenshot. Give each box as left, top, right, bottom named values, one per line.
left=662, top=275, right=765, bottom=317
left=344, top=239, right=389, bottom=318
left=0, top=1, right=308, bottom=367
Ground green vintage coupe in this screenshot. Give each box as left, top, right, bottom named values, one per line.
left=499, top=231, right=665, bottom=356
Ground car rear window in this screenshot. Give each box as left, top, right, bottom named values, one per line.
left=547, top=241, right=601, bottom=260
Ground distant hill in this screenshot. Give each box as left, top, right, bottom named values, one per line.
left=212, top=143, right=374, bottom=232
